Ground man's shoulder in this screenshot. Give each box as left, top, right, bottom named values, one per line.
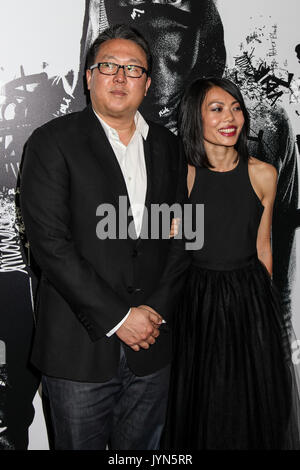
left=146, top=120, right=185, bottom=171
left=30, top=106, right=91, bottom=141
left=146, top=119, right=178, bottom=143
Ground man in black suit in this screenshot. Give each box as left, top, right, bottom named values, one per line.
left=20, top=24, right=185, bottom=450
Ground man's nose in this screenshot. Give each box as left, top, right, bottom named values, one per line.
left=113, top=66, right=127, bottom=82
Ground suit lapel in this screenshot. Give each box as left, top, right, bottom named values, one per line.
left=143, top=132, right=152, bottom=212
left=143, top=124, right=164, bottom=208
left=80, top=105, right=129, bottom=206
left=139, top=124, right=165, bottom=241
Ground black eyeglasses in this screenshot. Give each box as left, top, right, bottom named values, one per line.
left=89, top=62, right=148, bottom=78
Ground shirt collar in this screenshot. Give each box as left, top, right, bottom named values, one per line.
left=93, top=109, right=149, bottom=141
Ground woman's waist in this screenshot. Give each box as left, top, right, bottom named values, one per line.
left=191, top=252, right=259, bottom=272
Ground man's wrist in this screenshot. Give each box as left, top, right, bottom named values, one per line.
left=106, top=309, right=131, bottom=337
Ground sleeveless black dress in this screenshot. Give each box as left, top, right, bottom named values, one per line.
left=162, top=158, right=300, bottom=450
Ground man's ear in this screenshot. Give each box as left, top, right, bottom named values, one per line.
left=145, top=77, right=151, bottom=96
left=86, top=69, right=92, bottom=91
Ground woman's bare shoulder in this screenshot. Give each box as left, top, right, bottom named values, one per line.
left=248, top=156, right=277, bottom=181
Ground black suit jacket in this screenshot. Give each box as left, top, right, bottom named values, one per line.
left=20, top=105, right=186, bottom=382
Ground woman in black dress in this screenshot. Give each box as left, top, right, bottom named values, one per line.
left=161, top=77, right=300, bottom=450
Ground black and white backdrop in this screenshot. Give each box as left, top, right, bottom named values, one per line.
left=0, top=0, right=299, bottom=449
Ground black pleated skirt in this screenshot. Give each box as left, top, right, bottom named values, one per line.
left=161, top=258, right=300, bottom=450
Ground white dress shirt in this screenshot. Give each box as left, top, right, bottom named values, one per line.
left=97, top=111, right=148, bottom=237
left=94, top=110, right=148, bottom=336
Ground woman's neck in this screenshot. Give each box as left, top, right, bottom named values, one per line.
left=204, top=142, right=239, bottom=171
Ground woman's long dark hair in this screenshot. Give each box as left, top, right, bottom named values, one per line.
left=178, top=77, right=250, bottom=168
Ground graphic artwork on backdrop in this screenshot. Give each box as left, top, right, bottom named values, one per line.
left=0, top=40, right=77, bottom=452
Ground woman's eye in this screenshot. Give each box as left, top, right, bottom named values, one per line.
left=212, top=107, right=222, bottom=112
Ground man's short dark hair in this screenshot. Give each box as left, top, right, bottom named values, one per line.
left=86, top=24, right=153, bottom=76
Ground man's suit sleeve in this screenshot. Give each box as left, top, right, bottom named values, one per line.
left=20, top=126, right=128, bottom=342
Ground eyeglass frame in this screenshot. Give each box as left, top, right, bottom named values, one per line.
left=89, top=62, right=149, bottom=78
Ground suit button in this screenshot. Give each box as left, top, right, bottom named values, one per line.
left=127, top=286, right=143, bottom=294
left=132, top=249, right=139, bottom=258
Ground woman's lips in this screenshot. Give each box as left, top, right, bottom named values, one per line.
left=218, top=126, right=237, bottom=137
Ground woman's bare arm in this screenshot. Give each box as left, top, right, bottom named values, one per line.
left=249, top=157, right=278, bottom=275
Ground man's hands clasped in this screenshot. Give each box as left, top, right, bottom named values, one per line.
left=116, top=305, right=163, bottom=352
